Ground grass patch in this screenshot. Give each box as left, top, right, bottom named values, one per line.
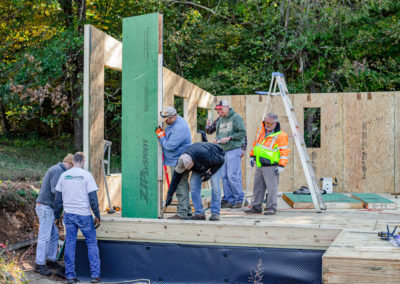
left=0, top=135, right=122, bottom=181
left=0, top=136, right=76, bottom=181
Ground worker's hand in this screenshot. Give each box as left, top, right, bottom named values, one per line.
left=240, top=150, right=245, bottom=158
left=274, top=166, right=284, bottom=175
left=206, top=117, right=212, bottom=126
left=155, top=126, right=165, bottom=138
left=219, top=137, right=231, bottom=144
left=55, top=218, right=63, bottom=230
left=250, top=157, right=255, bottom=167
left=165, top=195, right=173, bottom=207
left=201, top=171, right=212, bottom=182
left=94, top=217, right=101, bottom=229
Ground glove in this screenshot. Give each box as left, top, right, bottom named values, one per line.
left=250, top=157, right=255, bottom=167
left=275, top=166, right=284, bottom=175
left=201, top=172, right=212, bottom=182
left=155, top=126, right=165, bottom=138
left=55, top=218, right=63, bottom=230
left=94, top=217, right=101, bottom=229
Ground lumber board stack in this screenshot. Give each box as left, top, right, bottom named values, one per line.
left=322, top=230, right=400, bottom=283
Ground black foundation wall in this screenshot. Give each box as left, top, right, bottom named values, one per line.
left=75, top=240, right=324, bottom=283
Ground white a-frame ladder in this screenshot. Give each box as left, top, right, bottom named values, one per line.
left=258, top=72, right=326, bottom=212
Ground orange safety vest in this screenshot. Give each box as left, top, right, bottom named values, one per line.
left=250, top=123, right=290, bottom=167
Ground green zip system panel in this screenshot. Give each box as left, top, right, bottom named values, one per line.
left=283, top=193, right=364, bottom=209
left=351, top=193, right=397, bottom=209
left=122, top=13, right=162, bottom=218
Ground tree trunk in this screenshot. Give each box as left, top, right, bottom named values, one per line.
left=0, top=101, right=11, bottom=134
left=72, top=0, right=86, bottom=149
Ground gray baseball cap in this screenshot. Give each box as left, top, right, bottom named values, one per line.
left=160, top=106, right=177, bottom=118
left=175, top=154, right=194, bottom=173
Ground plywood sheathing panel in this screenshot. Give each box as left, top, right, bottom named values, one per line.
left=99, top=174, right=122, bottom=211
left=343, top=92, right=395, bottom=193
left=88, top=26, right=105, bottom=206
left=293, top=93, right=344, bottom=192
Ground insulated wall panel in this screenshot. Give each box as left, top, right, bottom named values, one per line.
left=122, top=13, right=162, bottom=218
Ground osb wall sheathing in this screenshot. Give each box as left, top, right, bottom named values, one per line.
left=225, top=92, right=398, bottom=194
left=343, top=92, right=395, bottom=193
left=293, top=93, right=343, bottom=192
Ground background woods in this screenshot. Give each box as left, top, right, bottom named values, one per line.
left=1, top=0, right=399, bottom=164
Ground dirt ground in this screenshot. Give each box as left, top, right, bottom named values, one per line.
left=0, top=181, right=39, bottom=246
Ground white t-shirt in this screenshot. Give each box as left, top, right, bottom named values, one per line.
left=55, top=167, right=98, bottom=216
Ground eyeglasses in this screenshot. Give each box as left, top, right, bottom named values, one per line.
left=264, top=121, right=275, bottom=126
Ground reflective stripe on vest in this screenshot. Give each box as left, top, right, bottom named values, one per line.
left=253, top=131, right=282, bottom=167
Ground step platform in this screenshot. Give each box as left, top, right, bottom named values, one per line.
left=283, top=193, right=364, bottom=209
left=322, top=230, right=400, bottom=283
left=351, top=193, right=397, bottom=210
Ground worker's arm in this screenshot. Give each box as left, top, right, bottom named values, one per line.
left=166, top=171, right=184, bottom=206
left=88, top=191, right=101, bottom=220
left=277, top=133, right=290, bottom=167
left=54, top=191, right=63, bottom=219
left=230, top=116, right=246, bottom=141
left=205, top=118, right=219, bottom=135
left=50, top=170, right=63, bottom=194
left=159, top=125, right=186, bottom=152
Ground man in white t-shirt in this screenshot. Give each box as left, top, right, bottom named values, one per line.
left=54, top=152, right=101, bottom=284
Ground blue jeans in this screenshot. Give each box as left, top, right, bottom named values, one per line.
left=190, top=167, right=223, bottom=215
left=35, top=204, right=59, bottom=265
left=64, top=213, right=100, bottom=279
left=221, top=148, right=244, bottom=204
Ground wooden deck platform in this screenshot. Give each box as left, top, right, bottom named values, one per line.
left=95, top=193, right=400, bottom=283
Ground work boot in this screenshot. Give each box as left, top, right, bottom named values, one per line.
left=221, top=202, right=234, bottom=209
left=91, top=277, right=101, bottom=283
left=244, top=207, right=262, bottom=214
left=232, top=200, right=248, bottom=208
left=221, top=200, right=228, bottom=205
left=264, top=209, right=276, bottom=215
left=34, top=264, right=52, bottom=276
left=56, top=267, right=66, bottom=279
left=46, top=260, right=64, bottom=270
left=209, top=214, right=220, bottom=221
left=190, top=214, right=206, bottom=220
left=67, top=278, right=80, bottom=284
left=167, top=214, right=188, bottom=220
